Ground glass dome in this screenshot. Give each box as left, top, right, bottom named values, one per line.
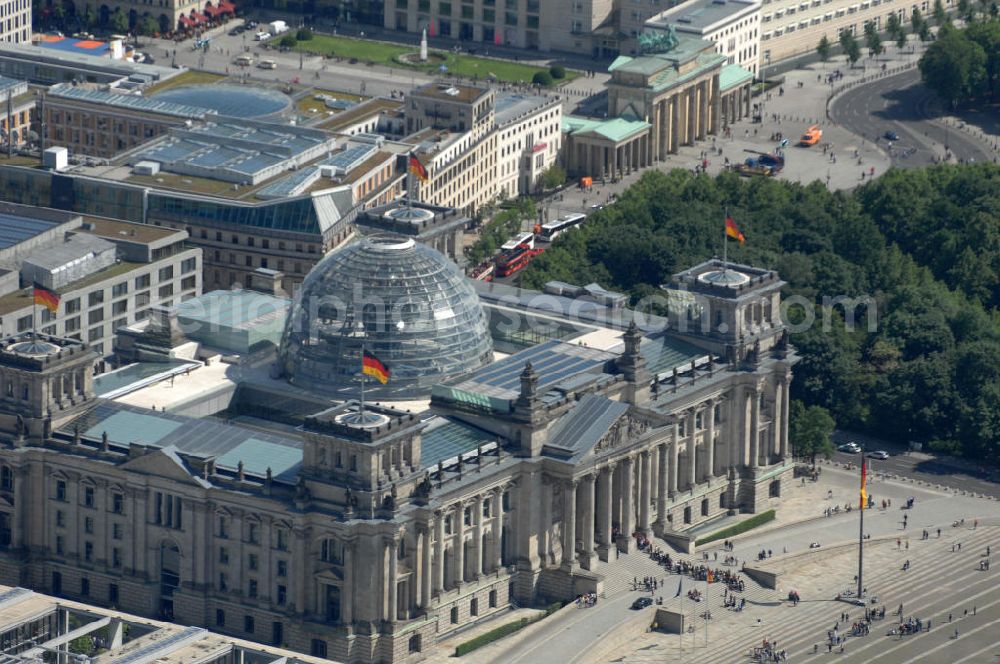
left=280, top=236, right=494, bottom=397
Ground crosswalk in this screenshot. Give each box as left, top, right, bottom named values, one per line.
left=594, top=526, right=998, bottom=663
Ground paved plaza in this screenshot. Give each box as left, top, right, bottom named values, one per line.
left=429, top=463, right=998, bottom=663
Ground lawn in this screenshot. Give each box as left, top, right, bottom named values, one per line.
left=297, top=88, right=366, bottom=115
left=144, top=70, right=227, bottom=95
left=294, top=34, right=576, bottom=85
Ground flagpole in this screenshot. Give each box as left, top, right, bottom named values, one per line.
left=857, top=451, right=865, bottom=600
left=407, top=151, right=414, bottom=211
left=358, top=336, right=366, bottom=422
left=723, top=208, right=729, bottom=273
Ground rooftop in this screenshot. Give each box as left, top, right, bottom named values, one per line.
left=494, top=92, right=556, bottom=126
left=0, top=42, right=179, bottom=85
left=647, top=0, right=760, bottom=32
left=174, top=289, right=290, bottom=332
left=80, top=216, right=186, bottom=244
left=720, top=63, right=754, bottom=91
left=316, top=97, right=403, bottom=132
left=0, top=261, right=140, bottom=315
left=0, top=212, right=60, bottom=251
left=48, top=83, right=211, bottom=119
left=563, top=116, right=652, bottom=142
left=412, top=82, right=491, bottom=104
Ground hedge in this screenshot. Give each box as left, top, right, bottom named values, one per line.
left=454, top=601, right=566, bottom=656
left=695, top=509, right=776, bottom=546
left=454, top=618, right=529, bottom=656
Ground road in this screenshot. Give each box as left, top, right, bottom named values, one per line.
left=829, top=68, right=994, bottom=168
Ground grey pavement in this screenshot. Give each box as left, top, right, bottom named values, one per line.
left=475, top=464, right=998, bottom=664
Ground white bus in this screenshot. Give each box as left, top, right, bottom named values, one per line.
left=538, top=213, right=586, bottom=241
left=501, top=231, right=536, bottom=251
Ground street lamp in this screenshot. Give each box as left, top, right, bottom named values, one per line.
left=760, top=51, right=771, bottom=122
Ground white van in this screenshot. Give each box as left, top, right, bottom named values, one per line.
left=235, top=54, right=254, bottom=66
left=254, top=31, right=270, bottom=41
left=257, top=58, right=277, bottom=69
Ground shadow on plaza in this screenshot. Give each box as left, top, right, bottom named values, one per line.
left=871, top=77, right=1000, bottom=139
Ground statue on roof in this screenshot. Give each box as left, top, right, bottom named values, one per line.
left=638, top=27, right=679, bottom=55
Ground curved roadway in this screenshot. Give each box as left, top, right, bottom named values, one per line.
left=830, top=68, right=993, bottom=168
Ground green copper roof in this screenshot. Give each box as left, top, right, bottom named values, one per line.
left=720, top=64, right=754, bottom=91
left=563, top=115, right=651, bottom=143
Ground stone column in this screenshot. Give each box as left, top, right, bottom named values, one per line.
left=474, top=495, right=484, bottom=578
left=772, top=382, right=783, bottom=461
left=781, top=378, right=791, bottom=459
left=434, top=512, right=445, bottom=593
left=490, top=488, right=502, bottom=571
left=656, top=443, right=669, bottom=532
left=581, top=474, right=597, bottom=570
left=561, top=480, right=577, bottom=568
left=705, top=400, right=716, bottom=480
left=688, top=410, right=697, bottom=488
left=750, top=388, right=761, bottom=468
left=454, top=504, right=465, bottom=586
left=421, top=523, right=432, bottom=608
left=622, top=457, right=634, bottom=542
left=342, top=542, right=354, bottom=624
left=669, top=422, right=680, bottom=495
left=597, top=465, right=613, bottom=560
left=387, top=539, right=398, bottom=622
left=639, top=451, right=651, bottom=533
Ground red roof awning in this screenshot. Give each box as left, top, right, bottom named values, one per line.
left=191, top=11, right=208, bottom=22
left=218, top=0, right=235, bottom=12
left=178, top=15, right=194, bottom=26
left=204, top=4, right=221, bottom=16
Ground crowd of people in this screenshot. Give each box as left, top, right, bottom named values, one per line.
left=574, top=592, right=598, bottom=608
left=752, top=637, right=788, bottom=662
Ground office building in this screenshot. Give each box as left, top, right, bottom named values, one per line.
left=646, top=0, right=763, bottom=75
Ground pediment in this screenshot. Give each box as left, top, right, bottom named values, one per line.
left=119, top=446, right=209, bottom=488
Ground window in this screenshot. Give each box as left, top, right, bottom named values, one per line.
left=248, top=553, right=258, bottom=571
left=112, top=300, right=128, bottom=316
left=248, top=579, right=258, bottom=598
left=464, top=506, right=472, bottom=526
left=0, top=467, right=11, bottom=491
left=450, top=606, right=459, bottom=624
left=244, top=616, right=254, bottom=633
left=135, top=274, right=150, bottom=289
left=113, top=523, right=123, bottom=540
left=158, top=266, right=174, bottom=281
left=219, top=573, right=228, bottom=591
left=109, top=583, right=119, bottom=605
left=158, top=284, right=174, bottom=298
left=56, top=535, right=65, bottom=556
left=112, top=282, right=128, bottom=298
left=56, top=510, right=65, bottom=527
left=112, top=493, right=124, bottom=514
left=470, top=597, right=479, bottom=616
left=56, top=481, right=67, bottom=502
left=275, top=528, right=288, bottom=551
left=65, top=316, right=80, bottom=333
left=181, top=257, right=197, bottom=273
left=489, top=589, right=497, bottom=607
left=219, top=547, right=229, bottom=564
left=84, top=486, right=94, bottom=507
left=218, top=516, right=229, bottom=538
left=66, top=298, right=81, bottom=314
left=321, top=539, right=342, bottom=564
left=216, top=609, right=226, bottom=627
left=88, top=291, right=104, bottom=307
left=277, top=560, right=287, bottom=577
left=248, top=523, right=259, bottom=544
left=88, top=309, right=104, bottom=324
left=310, top=640, right=327, bottom=658
left=155, top=492, right=182, bottom=528
left=88, top=327, right=102, bottom=343
left=113, top=547, right=122, bottom=568
left=80, top=578, right=89, bottom=596
left=277, top=584, right=286, bottom=605
left=84, top=517, right=94, bottom=534
left=84, top=541, right=93, bottom=562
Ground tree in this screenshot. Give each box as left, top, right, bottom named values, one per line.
left=911, top=7, right=925, bottom=34
left=934, top=0, right=948, bottom=25
left=532, top=70, right=553, bottom=86
left=919, top=20, right=933, bottom=41
left=296, top=27, right=313, bottom=40
left=958, top=0, right=974, bottom=21
left=866, top=28, right=884, bottom=59
left=539, top=165, right=566, bottom=190
left=920, top=29, right=988, bottom=106
left=896, top=29, right=908, bottom=49
left=110, top=7, right=128, bottom=33
left=887, top=12, right=902, bottom=38
left=816, top=34, right=832, bottom=62
left=140, top=14, right=159, bottom=36
left=841, top=31, right=862, bottom=66
left=82, top=5, right=96, bottom=28
left=279, top=34, right=297, bottom=48
left=790, top=401, right=837, bottom=464
left=549, top=64, right=566, bottom=79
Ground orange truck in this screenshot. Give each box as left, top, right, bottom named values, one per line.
left=799, top=125, right=822, bottom=147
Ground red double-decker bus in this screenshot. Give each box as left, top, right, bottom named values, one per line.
left=495, top=245, right=538, bottom=277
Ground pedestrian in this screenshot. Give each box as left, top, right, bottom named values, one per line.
left=948, top=613, right=952, bottom=622
left=927, top=619, right=931, bottom=631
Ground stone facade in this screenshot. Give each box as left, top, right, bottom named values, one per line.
left=0, top=259, right=797, bottom=663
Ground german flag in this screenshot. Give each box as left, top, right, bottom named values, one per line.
left=362, top=350, right=390, bottom=384
left=33, top=283, right=60, bottom=313
left=859, top=459, right=867, bottom=511
left=725, top=215, right=745, bottom=244
left=408, top=155, right=429, bottom=182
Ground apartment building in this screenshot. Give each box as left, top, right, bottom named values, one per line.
left=758, top=0, right=948, bottom=61
left=0, top=205, right=201, bottom=360
left=0, top=0, right=30, bottom=44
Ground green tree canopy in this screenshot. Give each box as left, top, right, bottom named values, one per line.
left=816, top=34, right=832, bottom=62
left=789, top=401, right=837, bottom=463
left=919, top=27, right=988, bottom=106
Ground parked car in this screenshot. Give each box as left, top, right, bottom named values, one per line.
left=631, top=597, right=653, bottom=610
left=255, top=31, right=270, bottom=41
left=884, top=130, right=899, bottom=141
left=228, top=25, right=244, bottom=36
left=838, top=442, right=861, bottom=453
left=867, top=450, right=890, bottom=460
